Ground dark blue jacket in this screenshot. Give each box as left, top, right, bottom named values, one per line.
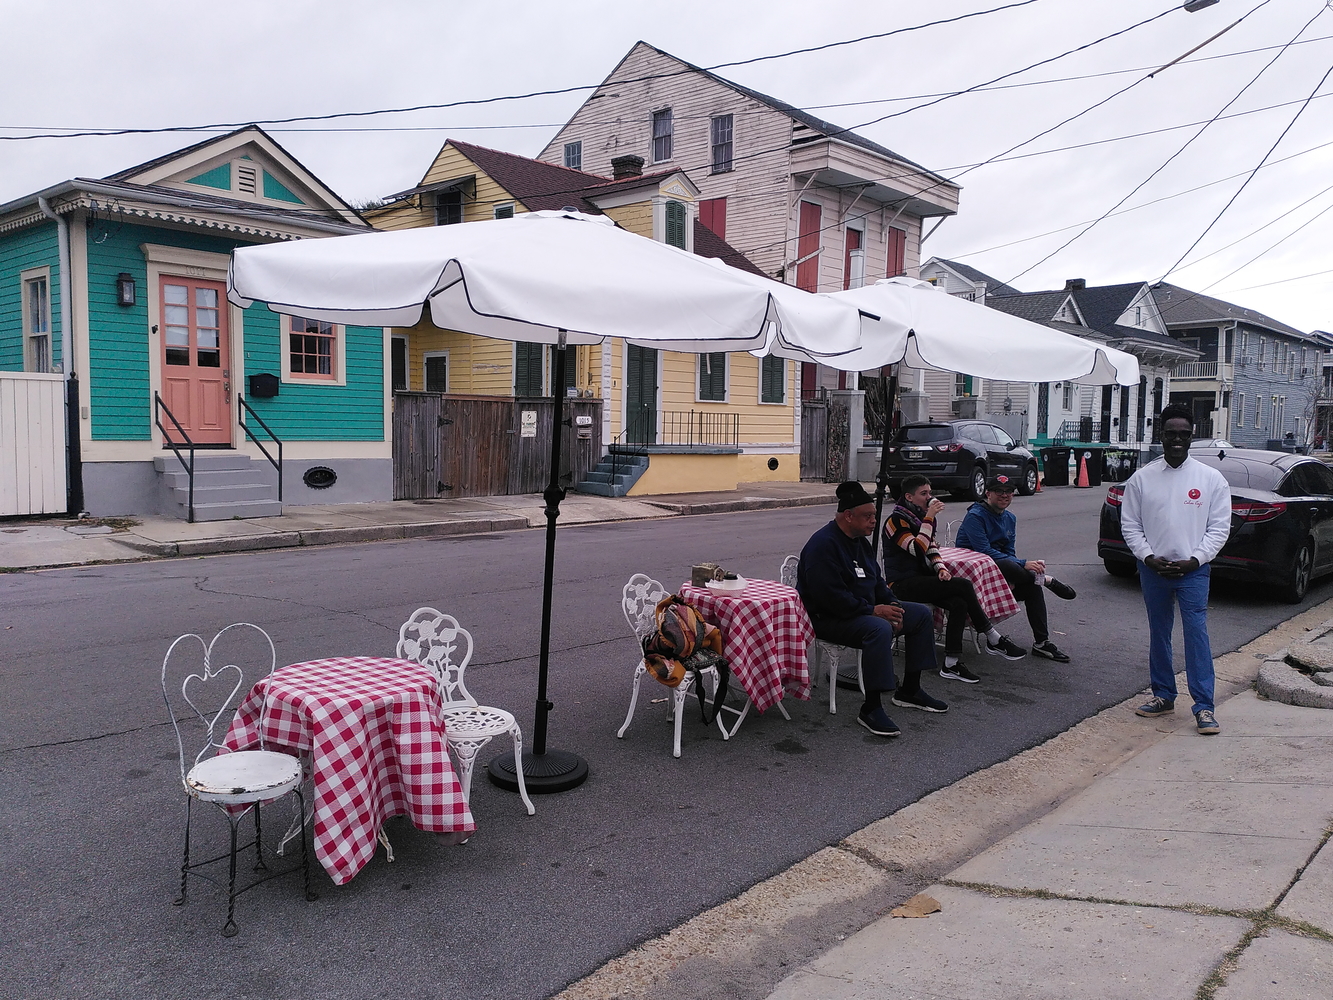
left=955, top=501, right=1026, bottom=566
left=796, top=521, right=894, bottom=621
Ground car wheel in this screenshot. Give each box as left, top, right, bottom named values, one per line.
left=1018, top=463, right=1038, bottom=496
left=969, top=465, right=987, bottom=502
left=1104, top=559, right=1137, bottom=578
left=1282, top=541, right=1313, bottom=604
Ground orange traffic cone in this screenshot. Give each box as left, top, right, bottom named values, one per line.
left=1035, top=472, right=1043, bottom=493
left=1075, top=453, right=1090, bottom=488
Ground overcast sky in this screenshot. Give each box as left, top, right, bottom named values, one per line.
left=4, top=0, right=1330, bottom=331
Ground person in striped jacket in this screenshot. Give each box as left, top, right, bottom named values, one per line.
left=883, top=474, right=1027, bottom=684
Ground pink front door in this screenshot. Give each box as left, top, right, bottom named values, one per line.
left=160, top=277, right=231, bottom=445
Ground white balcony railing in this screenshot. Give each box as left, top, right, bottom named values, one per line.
left=1173, top=361, right=1219, bottom=379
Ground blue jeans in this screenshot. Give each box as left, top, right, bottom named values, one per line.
left=811, top=602, right=935, bottom=693
left=1138, top=562, right=1214, bottom=715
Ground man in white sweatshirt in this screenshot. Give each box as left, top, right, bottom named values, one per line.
left=1120, top=405, right=1232, bottom=734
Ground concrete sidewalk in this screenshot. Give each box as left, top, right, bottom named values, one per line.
left=557, top=604, right=1333, bottom=1000
left=0, top=480, right=840, bottom=571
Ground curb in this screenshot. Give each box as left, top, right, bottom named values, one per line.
left=642, top=493, right=837, bottom=515
left=1256, top=652, right=1333, bottom=709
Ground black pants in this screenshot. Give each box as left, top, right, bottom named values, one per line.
left=996, top=558, right=1049, bottom=644
left=889, top=575, right=993, bottom=654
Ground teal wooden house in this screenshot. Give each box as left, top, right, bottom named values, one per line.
left=0, top=127, right=390, bottom=519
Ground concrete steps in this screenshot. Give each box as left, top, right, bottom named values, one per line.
left=576, top=451, right=649, bottom=497
left=153, top=453, right=282, bottom=521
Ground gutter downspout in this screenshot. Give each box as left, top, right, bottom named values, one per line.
left=37, top=196, right=84, bottom=514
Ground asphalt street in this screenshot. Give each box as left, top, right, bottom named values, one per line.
left=1, top=486, right=1323, bottom=1000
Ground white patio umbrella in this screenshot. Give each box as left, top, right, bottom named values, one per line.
left=228, top=210, right=875, bottom=794
left=757, top=277, right=1139, bottom=386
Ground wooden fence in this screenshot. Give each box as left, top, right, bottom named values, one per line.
left=800, top=397, right=828, bottom=481
left=1, top=372, right=67, bottom=516
left=393, top=393, right=604, bottom=500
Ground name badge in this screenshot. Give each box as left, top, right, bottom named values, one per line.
left=854, top=566, right=866, bottom=578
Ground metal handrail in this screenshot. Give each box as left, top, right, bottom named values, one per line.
left=237, top=395, right=284, bottom=502
left=608, top=428, right=648, bottom=488
left=154, top=392, right=196, bottom=523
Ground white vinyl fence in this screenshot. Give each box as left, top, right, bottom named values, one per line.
left=1, top=372, right=67, bottom=516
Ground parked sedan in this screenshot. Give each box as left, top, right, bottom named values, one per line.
left=884, top=420, right=1039, bottom=500
left=1098, top=448, right=1333, bottom=602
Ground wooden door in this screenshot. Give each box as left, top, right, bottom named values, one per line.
left=625, top=345, right=657, bottom=444
left=160, top=277, right=231, bottom=445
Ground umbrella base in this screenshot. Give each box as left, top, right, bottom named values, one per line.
left=487, top=749, right=589, bottom=794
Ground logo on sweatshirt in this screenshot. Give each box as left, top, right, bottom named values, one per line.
left=1184, top=487, right=1204, bottom=508
left=1188, top=488, right=1201, bottom=500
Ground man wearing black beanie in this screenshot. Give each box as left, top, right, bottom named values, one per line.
left=796, top=481, right=946, bottom=737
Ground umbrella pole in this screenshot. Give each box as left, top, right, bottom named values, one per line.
left=870, top=366, right=897, bottom=561
left=488, top=331, right=589, bottom=794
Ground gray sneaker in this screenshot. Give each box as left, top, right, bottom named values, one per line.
left=1196, top=709, right=1220, bottom=735
left=1135, top=696, right=1175, bottom=718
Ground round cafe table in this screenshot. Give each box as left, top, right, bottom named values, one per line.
left=223, top=656, right=475, bottom=885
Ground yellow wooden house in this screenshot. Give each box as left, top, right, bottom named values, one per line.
left=367, top=139, right=802, bottom=495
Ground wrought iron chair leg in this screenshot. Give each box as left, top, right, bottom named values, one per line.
left=297, top=787, right=318, bottom=902
left=174, top=796, right=192, bottom=906
left=617, top=663, right=646, bottom=738
left=222, top=816, right=240, bottom=937
left=253, top=804, right=267, bottom=872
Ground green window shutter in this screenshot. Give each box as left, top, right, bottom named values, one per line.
left=699, top=352, right=726, bottom=401
left=665, top=200, right=686, bottom=249
left=262, top=170, right=304, bottom=204
left=515, top=342, right=543, bottom=395
left=761, top=355, right=785, bottom=403
left=186, top=164, right=231, bottom=190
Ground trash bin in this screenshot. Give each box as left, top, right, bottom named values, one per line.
left=1039, top=447, right=1072, bottom=487
left=1074, top=447, right=1103, bottom=487
left=1102, top=450, right=1139, bottom=483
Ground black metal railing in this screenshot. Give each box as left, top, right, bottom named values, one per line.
left=608, top=428, right=649, bottom=488
left=154, top=392, right=196, bottom=523
left=238, top=395, right=284, bottom=502
left=1053, top=418, right=1103, bottom=444
left=656, top=410, right=740, bottom=448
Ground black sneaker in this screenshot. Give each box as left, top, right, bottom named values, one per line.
left=939, top=661, right=980, bottom=684
left=1196, top=709, right=1220, bottom=734
left=985, top=634, right=1027, bottom=660
left=857, top=706, right=901, bottom=737
left=1135, top=696, right=1175, bottom=718
left=1044, top=578, right=1077, bottom=600
left=1032, top=640, right=1071, bottom=663
left=891, top=688, right=948, bottom=713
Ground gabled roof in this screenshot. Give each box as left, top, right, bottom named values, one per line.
left=613, top=42, right=949, bottom=183
left=986, top=290, right=1069, bottom=325
left=1152, top=282, right=1307, bottom=339
left=444, top=139, right=615, bottom=213
left=1067, top=282, right=1148, bottom=333
left=927, top=258, right=1023, bottom=297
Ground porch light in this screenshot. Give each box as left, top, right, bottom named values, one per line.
left=116, top=273, right=136, bottom=307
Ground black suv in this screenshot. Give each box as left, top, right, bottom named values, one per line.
left=884, top=420, right=1039, bottom=500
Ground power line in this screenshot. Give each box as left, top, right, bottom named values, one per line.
left=0, top=1, right=1049, bottom=142
left=1202, top=196, right=1333, bottom=291
left=1002, top=0, right=1294, bottom=284
left=1158, top=37, right=1333, bottom=280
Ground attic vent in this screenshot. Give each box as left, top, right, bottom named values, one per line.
left=236, top=164, right=258, bottom=196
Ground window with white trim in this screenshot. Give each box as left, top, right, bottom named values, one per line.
left=288, top=316, right=337, bottom=381
left=564, top=142, right=582, bottom=170
left=424, top=352, right=448, bottom=393
left=21, top=270, right=51, bottom=373
left=698, top=352, right=726, bottom=401
left=1062, top=382, right=1074, bottom=410
left=493, top=203, right=515, bottom=220
left=1235, top=393, right=1244, bottom=427
left=652, top=108, right=673, bottom=162
left=710, top=115, right=733, bottom=173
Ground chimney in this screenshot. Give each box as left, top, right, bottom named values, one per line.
left=611, top=155, right=644, bottom=180
left=1065, top=278, right=1086, bottom=291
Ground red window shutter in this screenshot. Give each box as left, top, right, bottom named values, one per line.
left=699, top=198, right=727, bottom=241
left=886, top=227, right=906, bottom=278
left=800, top=362, right=816, bottom=398
left=843, top=228, right=862, bottom=290
left=796, top=202, right=822, bottom=292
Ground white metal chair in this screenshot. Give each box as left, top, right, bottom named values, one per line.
left=161, top=622, right=314, bottom=938
left=397, top=607, right=535, bottom=817
left=780, top=555, right=864, bottom=715
left=617, top=573, right=730, bottom=757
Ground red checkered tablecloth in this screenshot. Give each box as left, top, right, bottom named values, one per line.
left=679, top=579, right=813, bottom=712
left=930, top=547, right=1022, bottom=630
left=222, top=656, right=475, bottom=885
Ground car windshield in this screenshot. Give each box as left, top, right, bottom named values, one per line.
left=894, top=426, right=952, bottom=444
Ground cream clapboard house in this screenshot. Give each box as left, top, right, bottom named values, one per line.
left=537, top=41, right=960, bottom=405
left=368, top=139, right=799, bottom=494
